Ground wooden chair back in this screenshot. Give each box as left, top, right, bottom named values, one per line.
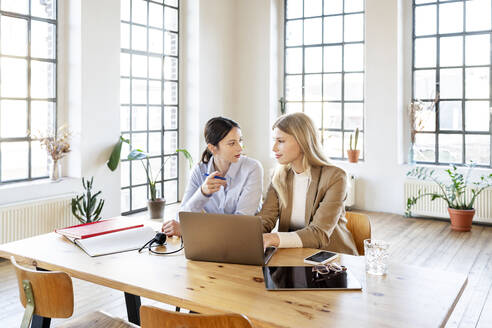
left=140, top=305, right=253, bottom=328
left=345, top=212, right=371, bottom=255
left=10, top=256, right=74, bottom=319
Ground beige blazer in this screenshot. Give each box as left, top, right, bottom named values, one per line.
left=258, top=165, right=358, bottom=255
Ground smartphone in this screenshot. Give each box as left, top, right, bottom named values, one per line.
left=303, top=251, right=338, bottom=265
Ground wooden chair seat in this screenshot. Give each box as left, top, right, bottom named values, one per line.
left=57, top=310, right=139, bottom=328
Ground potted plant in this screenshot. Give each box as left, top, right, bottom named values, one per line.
left=71, top=177, right=105, bottom=224
left=406, top=165, right=492, bottom=231
left=128, top=149, right=193, bottom=219
left=347, top=128, right=360, bottom=163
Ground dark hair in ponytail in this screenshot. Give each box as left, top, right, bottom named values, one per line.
left=201, top=117, right=240, bottom=164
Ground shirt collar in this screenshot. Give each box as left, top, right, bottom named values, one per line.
left=206, top=155, right=242, bottom=180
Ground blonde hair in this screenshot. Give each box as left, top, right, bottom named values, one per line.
left=271, top=112, right=330, bottom=208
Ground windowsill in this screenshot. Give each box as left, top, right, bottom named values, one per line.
left=0, top=177, right=81, bottom=206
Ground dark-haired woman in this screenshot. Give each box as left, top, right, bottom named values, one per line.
left=161, top=117, right=263, bottom=237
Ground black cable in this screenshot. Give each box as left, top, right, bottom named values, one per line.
left=147, top=238, right=184, bottom=255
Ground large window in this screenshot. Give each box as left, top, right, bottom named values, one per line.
left=412, top=0, right=492, bottom=167
left=283, top=0, right=365, bottom=161
left=0, top=0, right=57, bottom=183
left=120, top=0, right=179, bottom=214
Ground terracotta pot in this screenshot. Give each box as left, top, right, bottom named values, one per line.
left=148, top=198, right=166, bottom=219
left=347, top=150, right=360, bottom=163
left=448, top=208, right=475, bottom=232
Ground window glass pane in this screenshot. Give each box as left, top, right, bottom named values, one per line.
left=1, top=142, right=28, bottom=181
left=439, top=101, right=462, bottom=131
left=286, top=20, right=303, bottom=46
left=344, top=103, right=363, bottom=130
left=285, top=75, right=302, bottom=101
left=132, top=25, right=147, bottom=51
left=440, top=36, right=462, bottom=67
left=1, top=0, right=28, bottom=15
left=132, top=185, right=148, bottom=210
left=439, top=68, right=462, bottom=99
left=0, top=100, right=27, bottom=138
left=164, top=31, right=178, bottom=55
left=466, top=135, right=490, bottom=165
left=344, top=73, right=363, bottom=101
left=304, top=102, right=322, bottom=126
left=121, top=22, right=130, bottom=49
left=286, top=48, right=303, bottom=74
left=305, top=47, right=322, bottom=73
left=31, top=61, right=56, bottom=98
left=413, top=69, right=435, bottom=100
left=149, top=106, right=162, bottom=130
left=149, top=133, right=162, bottom=155
left=164, top=56, right=178, bottom=80
left=164, top=155, right=177, bottom=179
left=466, top=0, right=491, bottom=32
left=163, top=81, right=178, bottom=105
left=439, top=134, right=463, bottom=163
left=286, top=0, right=303, bottom=19
left=164, top=106, right=178, bottom=129
left=132, top=106, right=147, bottom=131
left=164, top=180, right=178, bottom=203
left=418, top=101, right=436, bottom=132
left=323, top=74, right=342, bottom=101
left=132, top=132, right=148, bottom=152
left=121, top=78, right=130, bottom=104
left=149, top=3, right=163, bottom=28
left=149, top=28, right=163, bottom=54
left=345, top=0, right=364, bottom=13
left=121, top=106, right=130, bottom=132
left=31, top=140, right=48, bottom=178
left=132, top=54, right=147, bottom=78
left=121, top=0, right=130, bottom=21
left=324, top=16, right=343, bottom=44
left=1, top=58, right=27, bottom=98
left=324, top=0, right=343, bottom=15
left=132, top=160, right=148, bottom=186
left=149, top=80, right=161, bottom=105
left=465, top=34, right=490, bottom=66
left=31, top=21, right=56, bottom=59
left=414, top=133, right=435, bottom=162
left=132, top=0, right=147, bottom=25
left=164, top=7, right=178, bottom=31
left=304, top=18, right=322, bottom=45
left=164, top=131, right=177, bottom=154
left=465, top=101, right=490, bottom=131
left=323, top=45, right=342, bottom=72
left=324, top=131, right=342, bottom=158
left=121, top=161, right=130, bottom=188
left=132, top=79, right=147, bottom=104
left=149, top=56, right=162, bottom=79
left=343, top=43, right=364, bottom=71
left=1, top=16, right=27, bottom=56
left=31, top=101, right=55, bottom=135
left=165, top=0, right=178, bottom=6
left=415, top=37, right=436, bottom=68
left=439, top=2, right=463, bottom=34
left=415, top=5, right=436, bottom=36
left=121, top=53, right=130, bottom=76
left=344, top=14, right=363, bottom=42
left=121, top=133, right=131, bottom=159
left=323, top=102, right=341, bottom=129
left=304, top=0, right=322, bottom=17
left=465, top=67, right=489, bottom=99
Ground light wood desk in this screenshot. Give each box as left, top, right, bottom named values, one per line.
left=0, top=221, right=467, bottom=328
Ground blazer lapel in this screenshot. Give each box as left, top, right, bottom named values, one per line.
left=304, top=166, right=321, bottom=226
left=279, top=169, right=294, bottom=232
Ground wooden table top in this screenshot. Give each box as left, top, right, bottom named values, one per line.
left=0, top=220, right=467, bottom=328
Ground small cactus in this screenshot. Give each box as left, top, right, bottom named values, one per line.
left=350, top=128, right=360, bottom=151
left=71, top=177, right=105, bottom=224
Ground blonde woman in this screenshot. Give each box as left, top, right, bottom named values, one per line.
left=259, top=112, right=358, bottom=255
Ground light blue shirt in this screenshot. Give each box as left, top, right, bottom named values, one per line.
left=178, top=156, right=263, bottom=217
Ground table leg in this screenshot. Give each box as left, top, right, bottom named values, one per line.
left=124, top=292, right=141, bottom=325
left=31, top=267, right=51, bottom=327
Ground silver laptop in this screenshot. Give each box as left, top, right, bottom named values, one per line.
left=179, top=212, right=276, bottom=266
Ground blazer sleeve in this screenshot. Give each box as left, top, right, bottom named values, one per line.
left=257, top=183, right=280, bottom=233
left=234, top=160, right=264, bottom=215
left=295, top=169, right=347, bottom=249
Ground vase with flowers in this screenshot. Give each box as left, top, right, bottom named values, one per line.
left=35, top=125, right=71, bottom=181
left=408, top=94, right=439, bottom=164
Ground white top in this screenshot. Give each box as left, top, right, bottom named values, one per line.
left=277, top=170, right=310, bottom=248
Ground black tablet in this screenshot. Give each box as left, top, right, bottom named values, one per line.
left=262, top=266, right=362, bottom=291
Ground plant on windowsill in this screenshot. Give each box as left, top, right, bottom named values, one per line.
left=127, top=148, right=193, bottom=219
left=405, top=164, right=492, bottom=231
left=347, top=128, right=360, bottom=163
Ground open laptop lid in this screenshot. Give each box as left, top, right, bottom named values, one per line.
left=179, top=212, right=265, bottom=266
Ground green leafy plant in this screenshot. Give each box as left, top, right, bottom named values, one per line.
left=128, top=149, right=193, bottom=201
left=406, top=164, right=492, bottom=217
left=71, top=177, right=105, bottom=223
left=107, top=136, right=130, bottom=171
left=349, top=128, right=359, bottom=151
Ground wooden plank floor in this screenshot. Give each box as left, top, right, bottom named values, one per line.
left=1, top=211, right=492, bottom=327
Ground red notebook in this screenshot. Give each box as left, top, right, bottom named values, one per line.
left=55, top=217, right=144, bottom=239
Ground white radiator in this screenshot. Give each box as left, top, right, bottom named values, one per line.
left=404, top=180, right=492, bottom=224
left=0, top=194, right=78, bottom=244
